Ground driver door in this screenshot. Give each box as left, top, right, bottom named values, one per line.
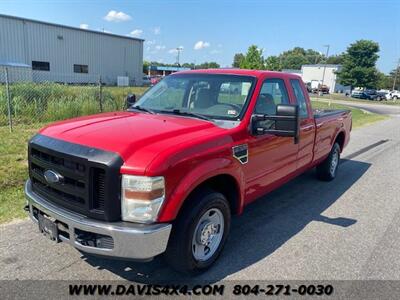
left=244, top=78, right=299, bottom=202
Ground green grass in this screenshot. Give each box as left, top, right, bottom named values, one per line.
left=0, top=99, right=389, bottom=224
left=310, top=93, right=400, bottom=106
left=0, top=124, right=45, bottom=223
left=311, top=100, right=389, bottom=128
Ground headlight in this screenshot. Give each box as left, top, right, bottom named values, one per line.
left=121, top=175, right=165, bottom=223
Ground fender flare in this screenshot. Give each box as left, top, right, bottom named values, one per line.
left=331, top=128, right=346, bottom=151
left=157, top=158, right=245, bottom=222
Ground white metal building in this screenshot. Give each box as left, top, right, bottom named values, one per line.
left=301, top=64, right=349, bottom=93
left=0, top=14, right=144, bottom=85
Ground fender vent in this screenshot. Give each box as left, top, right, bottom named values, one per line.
left=233, top=144, right=248, bottom=164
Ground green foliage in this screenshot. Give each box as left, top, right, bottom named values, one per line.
left=0, top=83, right=148, bottom=126
left=388, top=66, right=400, bottom=90
left=143, top=60, right=150, bottom=73
left=326, top=54, right=345, bottom=64
left=196, top=62, right=220, bottom=69
left=279, top=48, right=321, bottom=69
left=265, top=56, right=281, bottom=71
left=232, top=53, right=245, bottom=68
left=240, top=45, right=265, bottom=69
left=376, top=71, right=392, bottom=90
left=336, top=40, right=380, bottom=88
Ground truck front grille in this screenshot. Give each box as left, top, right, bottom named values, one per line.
left=28, top=134, right=123, bottom=221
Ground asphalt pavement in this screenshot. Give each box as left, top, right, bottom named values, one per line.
left=313, top=97, right=400, bottom=116
left=1, top=104, right=399, bottom=283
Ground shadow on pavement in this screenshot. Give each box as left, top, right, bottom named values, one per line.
left=82, top=159, right=369, bottom=283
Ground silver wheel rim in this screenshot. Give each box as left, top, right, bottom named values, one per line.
left=330, top=148, right=339, bottom=176
left=192, top=208, right=224, bottom=262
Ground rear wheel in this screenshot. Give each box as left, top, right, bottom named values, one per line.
left=393, top=96, right=399, bottom=100
left=316, top=142, right=341, bottom=181
left=165, top=189, right=231, bottom=274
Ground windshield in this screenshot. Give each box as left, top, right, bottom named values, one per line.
left=133, top=74, right=255, bottom=120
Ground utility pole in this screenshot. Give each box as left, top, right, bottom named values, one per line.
left=320, top=44, right=330, bottom=96
left=175, top=47, right=183, bottom=67
left=392, top=58, right=400, bottom=91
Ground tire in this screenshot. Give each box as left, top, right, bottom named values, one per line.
left=393, top=96, right=399, bottom=100
left=165, top=189, right=231, bottom=274
left=316, top=142, right=341, bottom=181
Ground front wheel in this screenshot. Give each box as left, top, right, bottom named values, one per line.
left=164, top=189, right=231, bottom=274
left=316, top=142, right=341, bottom=181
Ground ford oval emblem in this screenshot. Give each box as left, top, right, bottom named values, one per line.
left=43, top=170, right=64, bottom=184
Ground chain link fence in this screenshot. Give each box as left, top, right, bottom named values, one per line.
left=0, top=66, right=148, bottom=132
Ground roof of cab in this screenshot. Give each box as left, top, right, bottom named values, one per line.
left=174, top=68, right=302, bottom=79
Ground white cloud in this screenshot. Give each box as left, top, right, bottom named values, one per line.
left=194, top=41, right=210, bottom=50
left=145, top=39, right=156, bottom=45
left=155, top=45, right=166, bottom=50
left=130, top=29, right=143, bottom=37
left=80, top=23, right=89, bottom=29
left=104, top=10, right=132, bottom=22
left=153, top=26, right=161, bottom=35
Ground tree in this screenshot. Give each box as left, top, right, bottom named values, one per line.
left=265, top=56, right=281, bottom=71
left=196, top=62, right=220, bottom=69
left=277, top=47, right=325, bottom=69
left=240, top=45, right=265, bottom=69
left=388, top=66, right=400, bottom=90
left=280, top=54, right=309, bottom=70
left=143, top=60, right=150, bottom=73
left=326, top=54, right=345, bottom=65
left=181, top=62, right=195, bottom=69
left=336, top=40, right=380, bottom=89
left=232, top=53, right=245, bottom=68
left=376, top=71, right=392, bottom=90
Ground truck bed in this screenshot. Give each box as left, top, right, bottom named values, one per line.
left=312, top=108, right=352, bottom=163
left=313, top=109, right=350, bottom=119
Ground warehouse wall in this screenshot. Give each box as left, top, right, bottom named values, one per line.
left=301, top=65, right=349, bottom=93
left=0, top=15, right=143, bottom=85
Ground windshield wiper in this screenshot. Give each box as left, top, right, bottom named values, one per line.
left=128, top=105, right=155, bottom=114
left=165, top=109, right=214, bottom=122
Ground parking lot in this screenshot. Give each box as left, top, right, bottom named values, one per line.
left=1, top=103, right=399, bottom=283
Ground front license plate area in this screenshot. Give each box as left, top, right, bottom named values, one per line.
left=38, top=213, right=59, bottom=242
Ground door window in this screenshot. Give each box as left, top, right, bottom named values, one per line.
left=254, top=79, right=289, bottom=115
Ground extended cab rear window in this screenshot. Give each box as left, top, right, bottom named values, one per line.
left=290, top=79, right=308, bottom=117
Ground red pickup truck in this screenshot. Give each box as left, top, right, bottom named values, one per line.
left=25, top=69, right=351, bottom=274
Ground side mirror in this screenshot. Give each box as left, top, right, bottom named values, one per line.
left=252, top=104, right=300, bottom=144
left=125, top=94, right=136, bottom=108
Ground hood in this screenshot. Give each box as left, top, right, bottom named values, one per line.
left=40, top=111, right=227, bottom=174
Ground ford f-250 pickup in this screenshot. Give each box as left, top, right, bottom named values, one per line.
left=25, top=69, right=351, bottom=274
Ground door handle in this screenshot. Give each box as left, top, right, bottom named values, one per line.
left=302, top=125, right=314, bottom=132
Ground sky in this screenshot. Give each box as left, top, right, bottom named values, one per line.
left=0, top=0, right=399, bottom=73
